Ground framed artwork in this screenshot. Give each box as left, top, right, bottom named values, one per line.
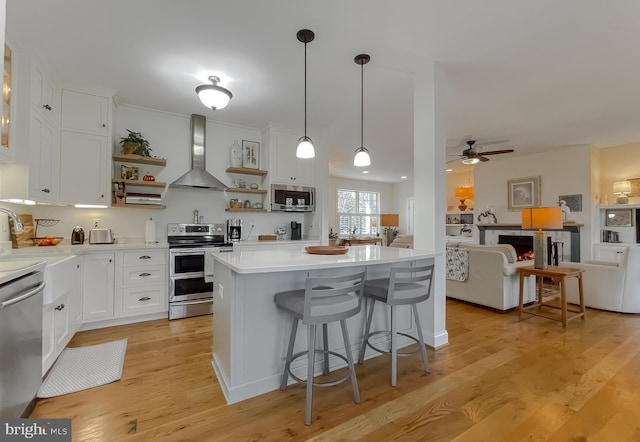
left=242, top=140, right=260, bottom=169
left=121, top=165, right=139, bottom=180
left=605, top=208, right=633, bottom=227
left=559, top=194, right=582, bottom=212
left=507, top=176, right=541, bottom=211
left=627, top=178, right=640, bottom=197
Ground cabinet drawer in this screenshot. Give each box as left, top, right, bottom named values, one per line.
left=122, top=284, right=166, bottom=314
left=122, top=265, right=166, bottom=286
left=122, top=250, right=167, bottom=266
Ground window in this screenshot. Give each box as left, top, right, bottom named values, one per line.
left=337, top=189, right=380, bottom=237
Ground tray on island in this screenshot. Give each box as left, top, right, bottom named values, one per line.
left=305, top=246, right=348, bottom=255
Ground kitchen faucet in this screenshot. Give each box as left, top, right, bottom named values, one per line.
left=0, top=207, right=23, bottom=232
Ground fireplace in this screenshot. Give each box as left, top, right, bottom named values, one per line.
left=499, top=235, right=553, bottom=264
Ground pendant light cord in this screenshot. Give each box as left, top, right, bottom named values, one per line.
left=304, top=41, right=308, bottom=137
left=360, top=61, right=364, bottom=148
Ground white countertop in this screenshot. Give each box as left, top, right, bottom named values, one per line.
left=213, top=245, right=439, bottom=274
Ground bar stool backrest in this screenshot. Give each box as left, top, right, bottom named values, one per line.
left=387, top=264, right=435, bottom=306
left=303, top=271, right=366, bottom=324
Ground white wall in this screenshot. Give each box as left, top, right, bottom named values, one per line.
left=393, top=179, right=414, bottom=234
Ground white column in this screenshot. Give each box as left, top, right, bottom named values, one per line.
left=413, top=60, right=448, bottom=348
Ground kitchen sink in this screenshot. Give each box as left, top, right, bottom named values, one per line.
left=0, top=253, right=79, bottom=305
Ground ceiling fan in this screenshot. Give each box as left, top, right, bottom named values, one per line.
left=448, top=139, right=514, bottom=165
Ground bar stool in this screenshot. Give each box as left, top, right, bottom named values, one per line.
left=357, top=264, right=434, bottom=386
left=275, top=270, right=366, bottom=425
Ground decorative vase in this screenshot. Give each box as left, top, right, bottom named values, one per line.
left=230, top=139, right=242, bottom=167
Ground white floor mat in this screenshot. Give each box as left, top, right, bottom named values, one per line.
left=38, top=339, right=127, bottom=398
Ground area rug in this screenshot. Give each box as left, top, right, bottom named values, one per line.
left=37, top=339, right=127, bottom=398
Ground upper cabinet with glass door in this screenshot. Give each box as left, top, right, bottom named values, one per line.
left=0, top=37, right=16, bottom=163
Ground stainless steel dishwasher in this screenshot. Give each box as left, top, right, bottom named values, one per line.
left=0, top=261, right=45, bottom=418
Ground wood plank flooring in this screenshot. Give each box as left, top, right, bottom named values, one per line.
left=30, top=300, right=640, bottom=441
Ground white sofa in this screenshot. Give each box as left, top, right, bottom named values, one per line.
left=446, top=243, right=535, bottom=311
left=389, top=235, right=413, bottom=248
left=562, top=246, right=640, bottom=313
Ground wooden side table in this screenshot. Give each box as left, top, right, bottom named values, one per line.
left=517, top=265, right=585, bottom=327
left=342, top=238, right=382, bottom=246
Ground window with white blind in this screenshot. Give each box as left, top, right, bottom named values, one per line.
left=336, top=189, right=380, bottom=237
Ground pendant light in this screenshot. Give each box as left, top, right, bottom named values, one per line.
left=296, top=29, right=315, bottom=159
left=353, top=54, right=371, bottom=167
left=195, top=76, right=232, bottom=110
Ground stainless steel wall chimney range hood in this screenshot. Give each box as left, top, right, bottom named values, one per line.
left=170, top=114, right=228, bottom=190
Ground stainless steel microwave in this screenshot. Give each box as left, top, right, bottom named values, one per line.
left=271, top=184, right=315, bottom=212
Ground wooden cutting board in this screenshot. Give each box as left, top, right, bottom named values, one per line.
left=305, top=246, right=348, bottom=255
left=258, top=235, right=277, bottom=241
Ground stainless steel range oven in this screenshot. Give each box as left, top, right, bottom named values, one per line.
left=168, top=223, right=232, bottom=320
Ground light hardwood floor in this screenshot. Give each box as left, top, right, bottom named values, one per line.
left=31, top=300, right=640, bottom=441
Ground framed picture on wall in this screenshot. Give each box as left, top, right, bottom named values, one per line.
left=242, top=140, right=260, bottom=169
left=507, top=176, right=541, bottom=211
left=605, top=208, right=632, bottom=227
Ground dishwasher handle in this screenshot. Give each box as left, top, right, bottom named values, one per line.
left=0, top=282, right=46, bottom=310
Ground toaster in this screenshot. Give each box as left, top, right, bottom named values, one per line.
left=89, top=228, right=114, bottom=244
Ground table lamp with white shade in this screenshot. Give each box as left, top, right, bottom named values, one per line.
left=380, top=213, right=399, bottom=246
left=613, top=181, right=631, bottom=204
left=521, top=207, right=563, bottom=269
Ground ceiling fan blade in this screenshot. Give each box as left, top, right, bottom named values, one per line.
left=478, top=156, right=490, bottom=162
left=478, top=139, right=509, bottom=147
left=446, top=157, right=463, bottom=163
left=480, top=149, right=514, bottom=155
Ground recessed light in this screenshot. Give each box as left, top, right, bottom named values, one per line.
left=446, top=168, right=453, bottom=172
left=401, top=176, right=407, bottom=179
left=362, top=170, right=369, bottom=174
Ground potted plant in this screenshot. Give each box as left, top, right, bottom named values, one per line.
left=120, top=129, right=152, bottom=157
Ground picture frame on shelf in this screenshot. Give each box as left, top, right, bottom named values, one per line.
left=242, top=140, right=260, bottom=169
left=605, top=208, right=633, bottom=227
left=559, top=194, right=582, bottom=212
left=507, top=176, right=540, bottom=211
left=627, top=178, right=640, bottom=197
left=121, top=165, right=139, bottom=180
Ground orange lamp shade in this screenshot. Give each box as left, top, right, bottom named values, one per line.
left=380, top=214, right=399, bottom=227
left=455, top=186, right=474, bottom=200
left=521, top=207, right=563, bottom=230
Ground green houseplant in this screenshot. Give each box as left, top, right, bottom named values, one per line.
left=120, top=129, right=152, bottom=157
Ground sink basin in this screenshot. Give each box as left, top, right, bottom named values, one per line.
left=0, top=254, right=79, bottom=304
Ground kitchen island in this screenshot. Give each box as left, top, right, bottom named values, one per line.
left=211, top=245, right=439, bottom=404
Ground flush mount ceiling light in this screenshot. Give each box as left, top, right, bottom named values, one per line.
left=461, top=157, right=480, bottom=165
left=195, top=76, right=232, bottom=110
left=353, top=53, right=371, bottom=167
left=296, top=29, right=315, bottom=159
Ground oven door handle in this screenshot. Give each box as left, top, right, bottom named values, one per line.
left=171, top=250, right=206, bottom=257
left=172, top=299, right=213, bottom=306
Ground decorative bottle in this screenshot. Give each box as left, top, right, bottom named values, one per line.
left=229, top=139, right=242, bottom=168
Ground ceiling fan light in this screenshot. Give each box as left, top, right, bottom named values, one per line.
left=461, top=157, right=480, bottom=165
left=296, top=136, right=315, bottom=158
left=195, top=76, right=232, bottom=110
left=354, top=147, right=371, bottom=167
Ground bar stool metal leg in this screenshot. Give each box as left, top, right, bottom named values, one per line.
left=306, top=324, right=317, bottom=426
left=281, top=317, right=299, bottom=391
left=322, top=324, right=330, bottom=376
left=340, top=319, right=361, bottom=403
left=412, top=304, right=430, bottom=373
left=358, top=298, right=375, bottom=364
left=391, top=305, right=397, bottom=386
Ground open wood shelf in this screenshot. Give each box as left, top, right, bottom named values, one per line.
left=225, top=208, right=268, bottom=213
left=112, top=153, right=167, bottom=166
left=112, top=178, right=166, bottom=188
left=225, top=167, right=268, bottom=176
left=113, top=203, right=166, bottom=209
left=226, top=187, right=267, bottom=194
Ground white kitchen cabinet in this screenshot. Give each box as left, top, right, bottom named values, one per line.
left=30, top=58, right=59, bottom=126
left=268, top=126, right=314, bottom=186
left=42, top=256, right=82, bottom=375
left=60, top=89, right=109, bottom=135
left=119, top=249, right=167, bottom=316
left=59, top=130, right=108, bottom=205
left=592, top=244, right=627, bottom=263
left=28, top=111, right=59, bottom=202
left=82, top=253, right=115, bottom=322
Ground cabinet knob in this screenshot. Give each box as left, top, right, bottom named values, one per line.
left=139, top=272, right=151, bottom=277
left=55, top=303, right=65, bottom=311
left=43, top=104, right=52, bottom=111
left=102, top=123, right=106, bottom=128
left=41, top=188, right=50, bottom=193
left=139, top=297, right=151, bottom=302
left=109, top=259, right=112, bottom=263
left=139, top=255, right=152, bottom=259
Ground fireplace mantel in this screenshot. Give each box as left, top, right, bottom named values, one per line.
left=476, top=223, right=583, bottom=262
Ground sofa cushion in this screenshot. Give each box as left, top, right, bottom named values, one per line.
left=459, top=243, right=518, bottom=263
